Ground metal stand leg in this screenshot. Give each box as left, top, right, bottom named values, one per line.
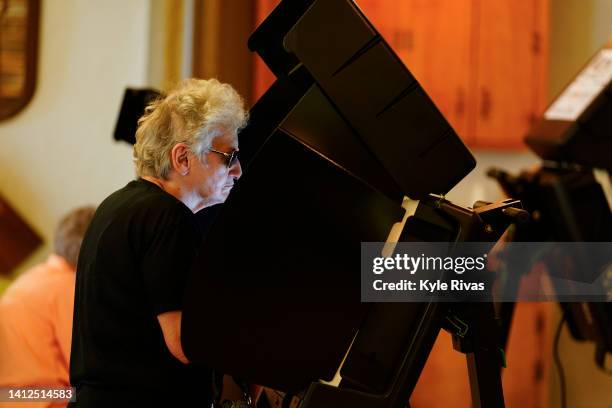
left=449, top=302, right=506, bottom=408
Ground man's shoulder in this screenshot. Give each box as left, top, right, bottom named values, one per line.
left=106, top=179, right=175, bottom=205
left=100, top=179, right=189, bottom=218
left=92, top=179, right=195, bottom=237
left=77, top=180, right=197, bottom=270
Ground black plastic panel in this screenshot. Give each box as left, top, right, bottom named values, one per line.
left=182, top=131, right=404, bottom=391
left=280, top=84, right=403, bottom=201
left=283, top=0, right=475, bottom=197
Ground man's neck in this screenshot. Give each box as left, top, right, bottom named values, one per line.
left=141, top=175, right=204, bottom=213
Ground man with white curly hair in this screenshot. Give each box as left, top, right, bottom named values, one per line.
left=69, top=79, right=248, bottom=407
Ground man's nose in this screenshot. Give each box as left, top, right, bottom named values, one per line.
left=229, top=158, right=242, bottom=179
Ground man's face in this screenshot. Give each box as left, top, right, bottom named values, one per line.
left=186, top=131, right=242, bottom=212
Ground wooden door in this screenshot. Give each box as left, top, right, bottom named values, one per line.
left=473, top=0, right=549, bottom=149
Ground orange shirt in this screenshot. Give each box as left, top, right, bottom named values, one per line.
left=0, top=255, right=75, bottom=408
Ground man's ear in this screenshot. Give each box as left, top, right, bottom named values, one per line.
left=170, top=143, right=191, bottom=176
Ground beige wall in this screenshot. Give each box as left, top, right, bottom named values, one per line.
left=550, top=0, right=612, bottom=99
left=547, top=3, right=612, bottom=407
left=0, top=0, right=150, bottom=291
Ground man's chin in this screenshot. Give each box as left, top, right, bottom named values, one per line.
left=221, top=187, right=233, bottom=199
left=195, top=195, right=229, bottom=212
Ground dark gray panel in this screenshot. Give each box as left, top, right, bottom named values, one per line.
left=284, top=0, right=475, bottom=198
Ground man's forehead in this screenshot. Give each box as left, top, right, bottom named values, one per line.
left=212, top=131, right=239, bottom=149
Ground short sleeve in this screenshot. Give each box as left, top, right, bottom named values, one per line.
left=141, top=204, right=200, bottom=315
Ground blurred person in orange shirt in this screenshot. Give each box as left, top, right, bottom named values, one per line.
left=0, top=206, right=96, bottom=407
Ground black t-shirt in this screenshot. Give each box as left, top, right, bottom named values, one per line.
left=70, top=178, right=212, bottom=406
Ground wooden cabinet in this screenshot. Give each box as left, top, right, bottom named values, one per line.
left=358, top=0, right=549, bottom=149
left=253, top=0, right=549, bottom=149
left=411, top=303, right=554, bottom=408
left=391, top=0, right=473, bottom=143
left=473, top=0, right=549, bottom=148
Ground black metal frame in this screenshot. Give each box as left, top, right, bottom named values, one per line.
left=299, top=196, right=528, bottom=408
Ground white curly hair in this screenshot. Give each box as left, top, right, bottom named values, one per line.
left=133, top=78, right=248, bottom=178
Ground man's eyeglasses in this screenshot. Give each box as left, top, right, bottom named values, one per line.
left=208, top=148, right=239, bottom=167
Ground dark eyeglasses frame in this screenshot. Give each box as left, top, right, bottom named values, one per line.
left=208, top=148, right=239, bottom=167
